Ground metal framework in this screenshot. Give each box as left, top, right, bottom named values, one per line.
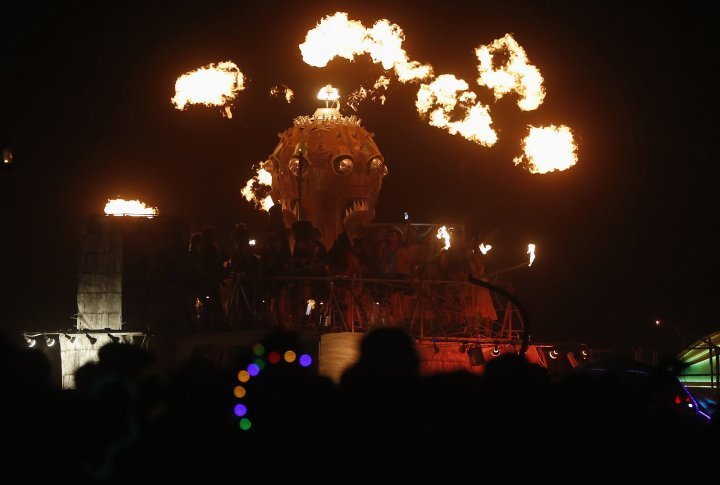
left=221, top=274, right=525, bottom=344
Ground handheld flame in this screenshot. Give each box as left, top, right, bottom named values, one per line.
left=479, top=243, right=492, bottom=255
left=527, top=243, right=536, bottom=267
left=104, top=199, right=158, bottom=218
left=436, top=226, right=452, bottom=250
left=171, top=61, right=244, bottom=118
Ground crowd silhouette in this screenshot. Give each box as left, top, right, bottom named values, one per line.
left=1, top=326, right=717, bottom=483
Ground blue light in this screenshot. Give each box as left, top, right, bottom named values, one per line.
left=234, top=403, right=247, bottom=417
left=247, top=363, right=260, bottom=376
left=299, top=354, right=312, bottom=367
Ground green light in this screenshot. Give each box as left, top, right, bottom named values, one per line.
left=253, top=358, right=266, bottom=370
left=239, top=418, right=252, bottom=431
left=252, top=343, right=265, bottom=356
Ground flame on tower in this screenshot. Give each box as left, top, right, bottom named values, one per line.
left=104, top=199, right=158, bottom=218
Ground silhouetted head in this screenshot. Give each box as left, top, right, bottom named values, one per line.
left=357, top=328, right=419, bottom=380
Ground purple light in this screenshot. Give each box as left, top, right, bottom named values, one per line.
left=299, top=354, right=312, bottom=367
left=234, top=403, right=247, bottom=417
left=247, top=363, right=260, bottom=376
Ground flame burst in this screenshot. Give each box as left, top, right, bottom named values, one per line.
left=475, top=34, right=545, bottom=111
left=104, top=199, right=158, bottom=218
left=242, top=166, right=274, bottom=211
left=416, top=75, right=497, bottom=146
left=171, top=61, right=245, bottom=118
left=514, top=125, right=578, bottom=174
left=479, top=243, right=492, bottom=255
left=300, top=12, right=432, bottom=83
left=270, top=85, right=295, bottom=103
left=347, top=75, right=391, bottom=111
left=527, top=243, right=536, bottom=267
left=436, top=226, right=452, bottom=250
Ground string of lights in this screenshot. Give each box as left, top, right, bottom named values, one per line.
left=232, top=342, right=313, bottom=431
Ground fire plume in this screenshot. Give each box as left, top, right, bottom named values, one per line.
left=527, top=243, right=536, bottom=267
left=514, top=125, right=578, bottom=174
left=242, top=166, right=274, bottom=211
left=416, top=74, right=497, bottom=146
left=104, top=199, right=157, bottom=218
left=300, top=12, right=432, bottom=83
left=475, top=34, right=545, bottom=111
left=171, top=61, right=245, bottom=118
left=270, top=85, right=295, bottom=103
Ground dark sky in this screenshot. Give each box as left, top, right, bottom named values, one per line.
left=1, top=1, right=716, bottom=348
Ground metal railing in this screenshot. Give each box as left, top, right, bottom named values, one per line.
left=207, top=274, right=525, bottom=343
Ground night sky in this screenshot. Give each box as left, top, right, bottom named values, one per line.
left=1, top=1, right=716, bottom=348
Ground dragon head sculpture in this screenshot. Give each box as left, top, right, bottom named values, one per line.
left=262, top=106, right=387, bottom=248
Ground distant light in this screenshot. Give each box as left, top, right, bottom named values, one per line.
left=687, top=403, right=694, bottom=408
left=492, top=345, right=500, bottom=356
left=655, top=319, right=661, bottom=326
left=253, top=358, right=266, bottom=370
left=2, top=148, right=13, bottom=164
left=234, top=404, right=248, bottom=417
left=237, top=370, right=250, bottom=382
left=249, top=239, right=256, bottom=246
left=284, top=350, right=297, bottom=363
left=239, top=418, right=252, bottom=431
left=268, top=351, right=281, bottom=364
left=549, top=349, right=559, bottom=359
left=25, top=336, right=36, bottom=348
left=233, top=386, right=246, bottom=398
left=44, top=335, right=56, bottom=347
left=252, top=343, right=265, bottom=356
left=299, top=354, right=312, bottom=367
left=403, top=211, right=409, bottom=221
left=247, top=363, right=260, bottom=377
left=63, top=333, right=77, bottom=344
left=306, top=299, right=316, bottom=316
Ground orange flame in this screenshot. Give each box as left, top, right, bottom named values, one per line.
left=300, top=12, right=432, bottom=83
left=171, top=61, right=245, bottom=117
left=270, top=85, right=295, bottom=103
left=479, top=243, right=492, bottom=255
left=347, top=76, right=390, bottom=111
left=104, top=199, right=157, bottom=218
left=475, top=34, right=545, bottom=111
left=242, top=166, right=274, bottom=211
left=416, top=74, right=497, bottom=146
left=527, top=243, right=536, bottom=267
left=436, top=226, right=452, bottom=250
left=514, top=125, right=578, bottom=174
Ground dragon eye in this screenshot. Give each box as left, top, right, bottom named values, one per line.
left=333, top=157, right=354, bottom=175
left=369, top=156, right=387, bottom=176
left=288, top=157, right=308, bottom=176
